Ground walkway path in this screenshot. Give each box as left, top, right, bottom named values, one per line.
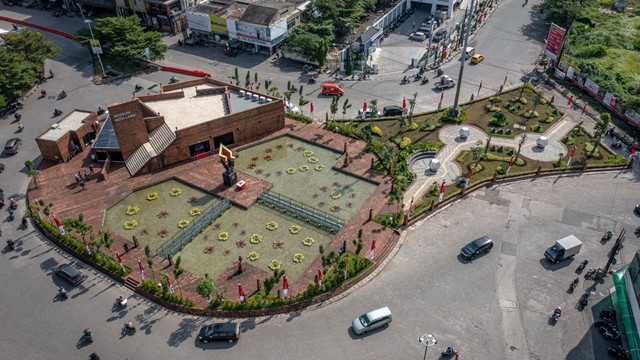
left=403, top=116, right=578, bottom=208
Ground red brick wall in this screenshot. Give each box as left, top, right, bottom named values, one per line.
left=36, top=137, right=65, bottom=162
left=109, top=100, right=151, bottom=159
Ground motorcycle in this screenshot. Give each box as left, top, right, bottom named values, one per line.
left=308, top=77, right=316, bottom=84
left=90, top=352, right=100, bottom=360
left=608, top=345, right=631, bottom=360
left=58, top=287, right=68, bottom=300
left=123, top=322, right=136, bottom=335
left=421, top=76, right=429, bottom=84
left=97, top=107, right=105, bottom=115
left=116, top=296, right=128, bottom=308
left=401, top=77, right=410, bottom=85
left=6, top=239, right=15, bottom=251
left=584, top=268, right=595, bottom=279
left=579, top=292, right=590, bottom=307
left=601, top=307, right=617, bottom=320
left=40, top=90, right=47, bottom=98
left=53, top=109, right=63, bottom=117
left=21, top=217, right=28, bottom=228
left=17, top=123, right=24, bottom=133
left=635, top=226, right=640, bottom=234
left=290, top=85, right=298, bottom=93
left=134, top=84, right=143, bottom=92
left=58, top=91, right=66, bottom=100
left=169, top=76, right=179, bottom=83
left=602, top=328, right=621, bottom=340
left=413, top=74, right=422, bottom=82
left=436, top=68, right=444, bottom=76
left=602, top=230, right=614, bottom=242
left=441, top=347, right=458, bottom=357
left=551, top=307, right=562, bottom=324
left=577, top=259, right=589, bottom=271
left=612, top=141, right=622, bottom=149
left=83, top=328, right=93, bottom=343
left=569, top=277, right=579, bottom=291
left=8, top=209, right=15, bottom=221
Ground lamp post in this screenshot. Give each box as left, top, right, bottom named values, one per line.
left=419, top=333, right=438, bottom=360
left=449, top=0, right=476, bottom=119
left=78, top=3, right=105, bottom=76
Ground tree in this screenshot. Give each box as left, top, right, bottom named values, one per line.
left=197, top=278, right=219, bottom=304
left=0, top=48, right=37, bottom=106
left=408, top=92, right=418, bottom=123
left=173, top=256, right=184, bottom=296
left=144, top=244, right=155, bottom=280
left=330, top=96, right=339, bottom=120
left=245, top=71, right=251, bottom=88
left=368, top=99, right=379, bottom=123
left=24, top=160, right=34, bottom=171
left=309, top=38, right=330, bottom=68
left=471, top=145, right=485, bottom=168
left=234, top=67, right=239, bottom=85
left=590, top=113, right=611, bottom=157
left=76, top=16, right=167, bottom=65
left=0, top=29, right=59, bottom=65
left=532, top=91, right=544, bottom=113
left=342, top=98, right=351, bottom=119
left=27, top=169, right=41, bottom=189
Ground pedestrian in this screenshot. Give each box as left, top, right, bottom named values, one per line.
left=90, top=152, right=97, bottom=163
left=412, top=21, right=415, bottom=29
left=124, top=243, right=129, bottom=253
left=79, top=181, right=86, bottom=190
left=268, top=76, right=272, bottom=85
left=89, top=164, right=94, bottom=173
left=84, top=172, right=90, bottom=182
left=75, top=172, right=82, bottom=183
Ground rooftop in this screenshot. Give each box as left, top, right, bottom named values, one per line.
left=38, top=110, right=92, bottom=141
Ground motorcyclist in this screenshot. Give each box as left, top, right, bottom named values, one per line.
left=84, top=328, right=93, bottom=339
left=59, top=287, right=67, bottom=298
left=116, top=295, right=125, bottom=304
left=403, top=76, right=408, bottom=83
left=126, top=321, right=134, bottom=330
left=17, top=123, right=24, bottom=132
left=41, top=89, right=46, bottom=97
left=170, top=76, right=178, bottom=82
left=553, top=307, right=562, bottom=317
left=6, top=239, right=14, bottom=250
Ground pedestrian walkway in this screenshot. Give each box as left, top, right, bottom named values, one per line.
left=402, top=116, right=578, bottom=208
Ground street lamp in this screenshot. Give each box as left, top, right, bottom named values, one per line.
left=419, top=333, right=438, bottom=360
left=77, top=3, right=105, bottom=76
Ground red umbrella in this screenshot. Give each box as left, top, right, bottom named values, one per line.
left=363, top=100, right=367, bottom=113
left=402, top=97, right=406, bottom=109
left=282, top=275, right=289, bottom=298
left=238, top=283, right=245, bottom=303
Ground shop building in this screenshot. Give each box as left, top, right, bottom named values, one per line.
left=231, top=0, right=300, bottom=54
left=36, top=110, right=101, bottom=163
left=90, top=77, right=284, bottom=176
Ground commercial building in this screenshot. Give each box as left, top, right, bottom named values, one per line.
left=36, top=110, right=101, bottom=163
left=612, top=251, right=640, bottom=359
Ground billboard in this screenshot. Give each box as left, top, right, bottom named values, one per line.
left=187, top=11, right=211, bottom=32
left=545, top=24, right=566, bottom=61
left=210, top=16, right=228, bottom=35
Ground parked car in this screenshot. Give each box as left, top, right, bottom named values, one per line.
left=470, top=54, right=485, bottom=64
left=358, top=108, right=382, bottom=118
left=433, top=29, right=447, bottom=42
left=383, top=105, right=404, bottom=116
left=198, top=323, right=240, bottom=343
left=285, top=103, right=301, bottom=114
left=352, top=306, right=392, bottom=335
left=409, top=32, right=427, bottom=41
left=460, top=236, right=493, bottom=260
left=3, top=138, right=21, bottom=155
left=418, top=25, right=432, bottom=34
left=55, top=263, right=87, bottom=286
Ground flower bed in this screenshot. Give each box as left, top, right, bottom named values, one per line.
left=287, top=167, right=296, bottom=174
left=123, top=219, right=138, bottom=230
left=146, top=192, right=159, bottom=201
left=218, top=232, right=229, bottom=241
left=299, top=165, right=309, bottom=171
left=247, top=251, right=260, bottom=261
left=250, top=234, right=263, bottom=244
left=269, top=259, right=282, bottom=270
left=302, top=237, right=315, bottom=246
left=126, top=206, right=140, bottom=215
left=330, top=191, right=342, bottom=199
left=315, top=164, right=325, bottom=171
left=189, top=208, right=202, bottom=216
left=170, top=188, right=182, bottom=197
left=289, top=225, right=301, bottom=234
left=177, top=219, right=190, bottom=228
left=307, top=156, right=319, bottom=163
left=266, top=221, right=278, bottom=231
left=293, top=253, right=305, bottom=263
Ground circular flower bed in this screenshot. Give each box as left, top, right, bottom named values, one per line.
left=123, top=219, right=138, bottom=230
left=177, top=219, right=190, bottom=228
left=146, top=192, right=159, bottom=201
left=266, top=221, right=278, bottom=231
left=302, top=237, right=315, bottom=246
left=170, top=188, right=182, bottom=197
left=189, top=208, right=202, bottom=216
left=308, top=156, right=319, bottom=163
left=126, top=206, right=140, bottom=215
left=315, top=164, right=325, bottom=171
left=299, top=165, right=309, bottom=172
left=330, top=191, right=342, bottom=199
left=289, top=225, right=301, bottom=234
left=250, top=234, right=263, bottom=244
left=269, top=259, right=282, bottom=270
left=303, top=150, right=314, bottom=157
left=293, top=253, right=305, bottom=263
left=218, top=232, right=229, bottom=241
left=287, top=167, right=296, bottom=174
left=247, top=251, right=259, bottom=261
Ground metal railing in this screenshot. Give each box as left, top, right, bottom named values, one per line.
left=157, top=198, right=231, bottom=258
left=258, top=191, right=345, bottom=232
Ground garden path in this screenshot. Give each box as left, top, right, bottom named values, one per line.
left=402, top=117, right=577, bottom=208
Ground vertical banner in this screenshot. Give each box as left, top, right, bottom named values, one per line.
left=545, top=24, right=566, bottom=61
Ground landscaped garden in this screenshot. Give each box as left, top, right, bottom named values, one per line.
left=176, top=203, right=334, bottom=283
left=103, top=179, right=220, bottom=251
left=235, top=135, right=378, bottom=221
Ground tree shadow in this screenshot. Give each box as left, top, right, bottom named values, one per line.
left=167, top=317, right=201, bottom=347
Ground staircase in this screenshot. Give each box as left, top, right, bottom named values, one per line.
left=124, top=123, right=176, bottom=176
left=124, top=277, right=140, bottom=291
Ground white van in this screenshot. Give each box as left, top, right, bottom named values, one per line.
left=351, top=306, right=392, bottom=335
left=465, top=47, right=476, bottom=59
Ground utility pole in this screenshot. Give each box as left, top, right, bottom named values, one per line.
left=448, top=0, right=476, bottom=118
left=604, top=229, right=626, bottom=274
left=78, top=3, right=106, bottom=76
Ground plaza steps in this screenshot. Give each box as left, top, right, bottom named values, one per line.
left=124, top=123, right=177, bottom=176
left=124, top=277, right=140, bottom=291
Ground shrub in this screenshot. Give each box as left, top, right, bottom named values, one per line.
left=399, top=137, right=412, bottom=149
left=537, top=98, right=548, bottom=105
left=517, top=97, right=528, bottom=104
left=140, top=279, right=194, bottom=307
left=539, top=116, right=554, bottom=124
left=489, top=96, right=502, bottom=103
left=247, top=251, right=259, bottom=261
left=287, top=112, right=313, bottom=123
left=486, top=105, right=500, bottom=112
left=563, top=136, right=576, bottom=145
left=403, top=122, right=419, bottom=131
left=420, top=121, right=436, bottom=131
left=524, top=110, right=539, bottom=118
left=218, top=232, right=229, bottom=241
left=250, top=234, right=263, bottom=244
left=531, top=124, right=543, bottom=132
left=371, top=126, right=383, bottom=137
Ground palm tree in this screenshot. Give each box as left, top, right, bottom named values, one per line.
left=590, top=113, right=611, bottom=157
left=342, top=99, right=351, bottom=120
left=330, top=96, right=339, bottom=120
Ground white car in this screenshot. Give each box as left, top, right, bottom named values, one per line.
left=357, top=108, right=381, bottom=118
left=409, top=32, right=427, bottom=41
left=285, top=103, right=301, bottom=114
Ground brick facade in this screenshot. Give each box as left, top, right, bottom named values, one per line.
left=36, top=111, right=100, bottom=162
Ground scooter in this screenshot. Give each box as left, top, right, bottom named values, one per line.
left=551, top=307, right=562, bottom=324
left=123, top=322, right=136, bottom=335
left=58, top=287, right=68, bottom=300
left=577, top=259, right=589, bottom=271
left=116, top=296, right=128, bottom=308
left=569, top=277, right=579, bottom=291
left=579, top=292, right=590, bottom=307
left=602, top=230, right=614, bottom=242
left=169, top=76, right=179, bottom=83
left=6, top=239, right=15, bottom=251
left=441, top=347, right=458, bottom=357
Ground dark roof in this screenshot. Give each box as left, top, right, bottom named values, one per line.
left=239, top=1, right=291, bottom=25
left=191, top=3, right=226, bottom=15
left=358, top=26, right=382, bottom=43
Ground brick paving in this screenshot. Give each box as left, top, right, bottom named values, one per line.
left=28, top=118, right=395, bottom=307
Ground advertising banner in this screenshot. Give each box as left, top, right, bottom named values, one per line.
left=603, top=92, right=617, bottom=109
left=584, top=78, right=600, bottom=96
left=210, top=15, right=228, bottom=34
left=89, top=39, right=103, bottom=55
left=545, top=24, right=566, bottom=61
left=186, top=11, right=211, bottom=32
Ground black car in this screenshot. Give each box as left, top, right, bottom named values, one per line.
left=55, top=264, right=87, bottom=285
left=433, top=29, right=447, bottom=42
left=460, top=236, right=493, bottom=260
left=4, top=138, right=21, bottom=155
left=383, top=105, right=404, bottom=116
left=198, top=323, right=240, bottom=343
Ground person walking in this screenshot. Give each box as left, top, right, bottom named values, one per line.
left=89, top=164, right=94, bottom=174
left=412, top=21, right=415, bottom=29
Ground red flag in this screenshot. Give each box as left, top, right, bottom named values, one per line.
left=466, top=166, right=474, bottom=187
left=229, top=79, right=233, bottom=84
left=438, top=180, right=446, bottom=202
left=363, top=100, right=367, bottom=113
left=310, top=101, right=314, bottom=114
left=166, top=276, right=174, bottom=294
left=630, top=143, right=637, bottom=155
left=402, top=97, right=406, bottom=109
left=506, top=155, right=515, bottom=175
left=477, top=81, right=483, bottom=95
left=581, top=102, right=587, bottom=115
left=250, top=84, right=253, bottom=91
left=409, top=196, right=415, bottom=213
left=568, top=95, right=574, bottom=106
left=317, top=267, right=323, bottom=287
left=283, top=97, right=287, bottom=107
left=137, top=259, right=143, bottom=272
left=82, top=234, right=91, bottom=255
left=238, top=283, right=245, bottom=303
left=570, top=145, right=577, bottom=158
left=369, top=239, right=377, bottom=260
left=282, top=275, right=289, bottom=298
left=53, top=214, right=65, bottom=235
left=116, top=251, right=123, bottom=264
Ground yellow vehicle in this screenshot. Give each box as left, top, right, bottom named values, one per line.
left=470, top=54, right=485, bottom=64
